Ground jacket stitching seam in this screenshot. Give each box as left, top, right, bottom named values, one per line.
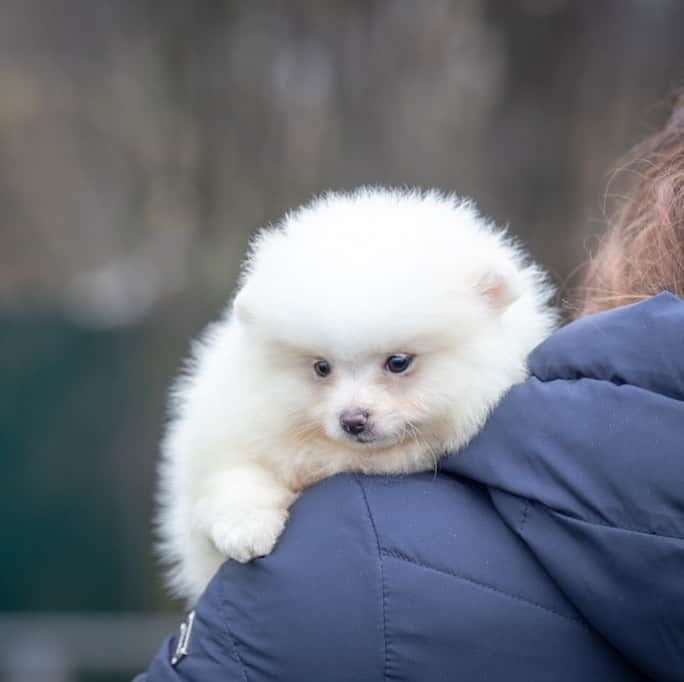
left=543, top=505, right=684, bottom=542
left=218, top=568, right=250, bottom=682
left=381, top=548, right=588, bottom=629
left=480, top=472, right=683, bottom=541
left=353, top=474, right=389, bottom=681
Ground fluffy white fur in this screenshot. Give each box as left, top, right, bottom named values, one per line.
left=158, top=187, right=556, bottom=602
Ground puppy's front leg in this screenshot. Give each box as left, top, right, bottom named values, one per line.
left=193, top=465, right=297, bottom=563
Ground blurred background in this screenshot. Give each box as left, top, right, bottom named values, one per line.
left=2, top=1, right=684, bottom=679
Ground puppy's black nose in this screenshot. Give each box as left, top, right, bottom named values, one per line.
left=340, top=410, right=369, bottom=436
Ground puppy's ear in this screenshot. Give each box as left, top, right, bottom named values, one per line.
left=474, top=262, right=522, bottom=312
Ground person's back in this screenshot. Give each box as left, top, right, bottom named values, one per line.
left=135, top=293, right=683, bottom=682
left=135, top=103, right=684, bottom=682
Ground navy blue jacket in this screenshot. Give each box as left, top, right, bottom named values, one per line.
left=136, top=292, right=684, bottom=681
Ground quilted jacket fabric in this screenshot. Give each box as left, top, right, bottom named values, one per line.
left=135, top=292, right=684, bottom=681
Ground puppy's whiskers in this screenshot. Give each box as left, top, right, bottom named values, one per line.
left=405, top=417, right=442, bottom=477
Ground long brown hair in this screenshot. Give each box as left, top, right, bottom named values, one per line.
left=578, top=97, right=684, bottom=316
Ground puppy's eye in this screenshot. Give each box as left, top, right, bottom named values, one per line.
left=313, top=360, right=331, bottom=377
left=385, top=354, right=413, bottom=374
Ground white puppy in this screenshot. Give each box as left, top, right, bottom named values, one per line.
left=158, top=187, right=555, bottom=602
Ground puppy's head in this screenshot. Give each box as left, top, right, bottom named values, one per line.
left=233, top=188, right=555, bottom=454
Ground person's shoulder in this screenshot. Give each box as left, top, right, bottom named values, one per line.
left=187, top=471, right=502, bottom=682
left=137, top=472, right=636, bottom=681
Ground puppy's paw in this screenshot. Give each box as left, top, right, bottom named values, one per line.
left=193, top=466, right=297, bottom=563
left=209, top=506, right=289, bottom=563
